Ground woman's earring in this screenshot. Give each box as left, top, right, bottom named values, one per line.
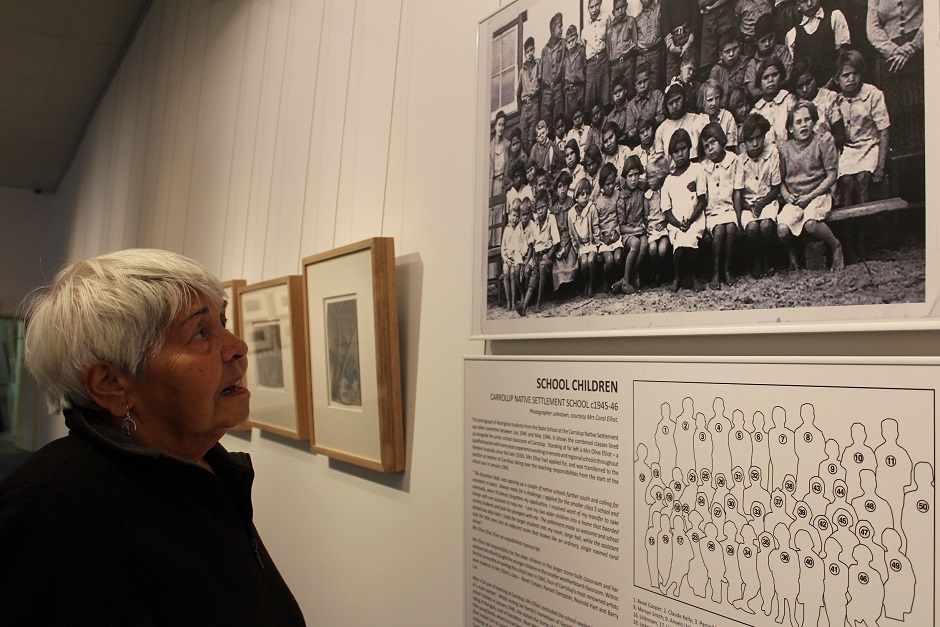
left=121, top=409, right=137, bottom=436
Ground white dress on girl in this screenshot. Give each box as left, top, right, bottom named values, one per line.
left=662, top=163, right=707, bottom=249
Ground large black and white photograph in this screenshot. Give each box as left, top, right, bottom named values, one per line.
left=472, top=0, right=935, bottom=337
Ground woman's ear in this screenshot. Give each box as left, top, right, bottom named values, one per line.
left=81, top=361, right=132, bottom=418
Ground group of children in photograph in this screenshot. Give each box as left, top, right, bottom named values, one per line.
left=488, top=0, right=923, bottom=316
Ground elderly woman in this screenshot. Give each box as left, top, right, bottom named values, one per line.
left=0, top=249, right=305, bottom=624
left=867, top=0, right=922, bottom=75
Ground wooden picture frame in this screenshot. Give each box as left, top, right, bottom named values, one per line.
left=302, top=238, right=404, bottom=472
left=237, top=276, right=310, bottom=440
left=221, top=279, right=247, bottom=335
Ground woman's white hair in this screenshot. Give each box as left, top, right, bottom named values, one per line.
left=23, top=248, right=225, bottom=413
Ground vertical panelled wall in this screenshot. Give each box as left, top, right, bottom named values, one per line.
left=53, top=0, right=409, bottom=279
left=47, top=0, right=491, bottom=624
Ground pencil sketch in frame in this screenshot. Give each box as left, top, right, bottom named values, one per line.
left=302, top=238, right=405, bottom=473
left=236, top=276, right=310, bottom=440
left=252, top=321, right=285, bottom=389
left=471, top=0, right=935, bottom=338
left=325, top=296, right=362, bottom=408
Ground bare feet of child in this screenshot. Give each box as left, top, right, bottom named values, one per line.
left=831, top=245, right=844, bottom=271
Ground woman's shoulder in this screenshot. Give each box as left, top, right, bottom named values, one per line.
left=0, top=435, right=126, bottom=523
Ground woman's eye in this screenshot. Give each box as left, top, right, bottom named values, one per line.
left=194, top=326, right=208, bottom=339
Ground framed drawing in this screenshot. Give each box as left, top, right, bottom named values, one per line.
left=237, top=276, right=310, bottom=439
left=472, top=0, right=936, bottom=338
left=302, top=238, right=405, bottom=472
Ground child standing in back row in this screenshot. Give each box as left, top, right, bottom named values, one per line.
left=564, top=25, right=587, bottom=118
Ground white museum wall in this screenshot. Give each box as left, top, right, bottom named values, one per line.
left=25, top=0, right=488, bottom=624
left=1, top=0, right=937, bottom=625
left=0, top=187, right=66, bottom=316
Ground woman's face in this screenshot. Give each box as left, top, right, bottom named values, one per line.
left=128, top=293, right=249, bottom=452
left=494, top=117, right=505, bottom=138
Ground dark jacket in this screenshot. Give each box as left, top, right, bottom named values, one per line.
left=0, top=408, right=305, bottom=626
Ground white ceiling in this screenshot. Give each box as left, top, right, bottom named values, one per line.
left=0, top=0, right=152, bottom=191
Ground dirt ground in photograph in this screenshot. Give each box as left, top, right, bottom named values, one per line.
left=486, top=240, right=926, bottom=320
